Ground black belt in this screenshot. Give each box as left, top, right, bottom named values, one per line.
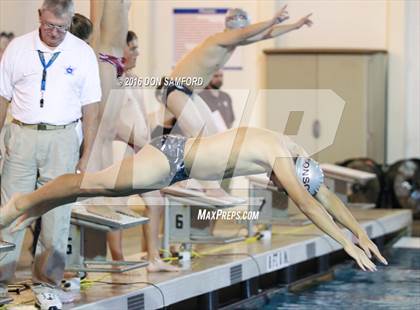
left=12, top=119, right=77, bottom=130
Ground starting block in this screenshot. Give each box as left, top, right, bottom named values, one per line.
left=66, top=202, right=149, bottom=273
left=0, top=240, right=15, bottom=254
left=247, top=174, right=311, bottom=237
left=321, top=163, right=377, bottom=208
left=161, top=187, right=261, bottom=257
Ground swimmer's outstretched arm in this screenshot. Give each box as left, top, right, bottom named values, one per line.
left=90, top=0, right=104, bottom=50
left=281, top=137, right=387, bottom=265
left=315, top=186, right=388, bottom=264
left=216, top=7, right=288, bottom=46
left=240, top=13, right=313, bottom=45
left=267, top=140, right=377, bottom=271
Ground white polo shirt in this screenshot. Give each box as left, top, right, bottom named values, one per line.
left=0, top=29, right=101, bottom=125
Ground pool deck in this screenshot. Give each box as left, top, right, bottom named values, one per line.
left=9, top=208, right=412, bottom=310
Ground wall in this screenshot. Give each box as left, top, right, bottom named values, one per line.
left=386, top=0, right=407, bottom=163
left=274, top=0, right=387, bottom=49
left=0, top=0, right=41, bottom=35
left=404, top=0, right=420, bottom=159
left=0, top=0, right=90, bottom=35
left=275, top=0, right=418, bottom=162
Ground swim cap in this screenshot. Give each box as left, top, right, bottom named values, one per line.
left=295, top=157, right=324, bottom=196
left=225, top=8, right=250, bottom=29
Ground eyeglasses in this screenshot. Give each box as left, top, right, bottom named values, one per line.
left=40, top=21, right=69, bottom=34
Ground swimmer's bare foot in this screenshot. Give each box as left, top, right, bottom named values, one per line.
left=179, top=179, right=205, bottom=192
left=146, top=258, right=181, bottom=273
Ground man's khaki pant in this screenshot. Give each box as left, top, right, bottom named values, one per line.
left=0, top=123, right=79, bottom=287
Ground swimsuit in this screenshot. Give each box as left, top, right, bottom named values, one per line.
left=98, top=53, right=125, bottom=78
left=149, top=135, right=189, bottom=185
left=163, top=83, right=193, bottom=106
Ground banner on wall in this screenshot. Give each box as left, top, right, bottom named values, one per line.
left=173, top=8, right=243, bottom=70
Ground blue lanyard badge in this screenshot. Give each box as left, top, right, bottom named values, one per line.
left=37, top=50, right=60, bottom=108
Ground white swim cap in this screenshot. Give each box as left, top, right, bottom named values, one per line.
left=225, top=8, right=250, bottom=29
left=295, top=157, right=324, bottom=196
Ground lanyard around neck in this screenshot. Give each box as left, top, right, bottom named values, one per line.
left=37, top=50, right=60, bottom=108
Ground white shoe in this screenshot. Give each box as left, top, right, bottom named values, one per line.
left=32, top=284, right=62, bottom=310
left=61, top=277, right=80, bottom=292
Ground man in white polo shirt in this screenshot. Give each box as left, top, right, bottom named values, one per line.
left=0, top=0, right=100, bottom=307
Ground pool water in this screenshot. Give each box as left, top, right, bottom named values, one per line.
left=262, top=248, right=420, bottom=310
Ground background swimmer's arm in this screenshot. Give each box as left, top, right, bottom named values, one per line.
left=90, top=0, right=105, bottom=50
left=216, top=19, right=277, bottom=47
left=240, top=14, right=313, bottom=45
left=216, top=7, right=289, bottom=47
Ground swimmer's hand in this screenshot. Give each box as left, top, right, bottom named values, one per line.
left=358, top=233, right=388, bottom=265
left=344, top=243, right=377, bottom=272
left=273, top=5, right=289, bottom=24
left=294, top=13, right=313, bottom=29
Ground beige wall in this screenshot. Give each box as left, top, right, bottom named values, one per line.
left=403, top=0, right=420, bottom=159
left=386, top=0, right=406, bottom=163
left=0, top=0, right=90, bottom=35
left=0, top=0, right=41, bottom=35
left=0, top=0, right=417, bottom=163
left=274, top=0, right=387, bottom=49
